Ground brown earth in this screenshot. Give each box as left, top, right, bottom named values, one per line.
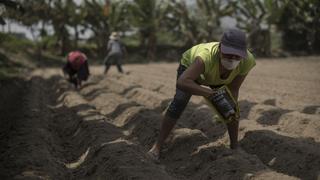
left=0, top=56, right=320, bottom=180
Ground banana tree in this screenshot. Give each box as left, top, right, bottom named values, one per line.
left=50, top=0, right=74, bottom=55
left=128, top=0, right=170, bottom=61
left=231, top=0, right=288, bottom=56
left=196, top=0, right=234, bottom=41
left=81, top=0, right=128, bottom=57
left=277, top=0, right=320, bottom=53
left=165, top=0, right=200, bottom=46
left=0, top=0, right=24, bottom=25
left=166, top=0, right=235, bottom=47
left=67, top=1, right=85, bottom=49
left=5, top=0, right=53, bottom=59
left=107, top=0, right=129, bottom=33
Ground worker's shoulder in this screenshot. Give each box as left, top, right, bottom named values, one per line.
left=191, top=42, right=219, bottom=49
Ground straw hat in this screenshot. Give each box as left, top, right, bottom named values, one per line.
left=109, top=32, right=119, bottom=40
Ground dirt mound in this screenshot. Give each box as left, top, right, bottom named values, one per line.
left=241, top=130, right=320, bottom=180
left=1, top=57, right=319, bottom=179
left=0, top=77, right=69, bottom=179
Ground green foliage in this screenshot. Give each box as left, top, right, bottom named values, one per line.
left=156, top=30, right=184, bottom=46
left=107, top=1, right=130, bottom=32
left=0, top=32, right=10, bottom=44
left=233, top=0, right=287, bottom=31
left=128, top=0, right=170, bottom=61
left=277, top=0, right=320, bottom=53
left=122, top=34, right=140, bottom=47
left=1, top=0, right=319, bottom=61
left=0, top=0, right=24, bottom=25
left=0, top=32, right=34, bottom=52
left=230, top=0, right=288, bottom=56
left=165, top=0, right=234, bottom=47
left=0, top=67, right=20, bottom=80
left=6, top=0, right=51, bottom=27
left=196, top=0, right=234, bottom=40
left=40, top=35, right=58, bottom=50
left=0, top=48, right=24, bottom=80
left=79, top=0, right=130, bottom=57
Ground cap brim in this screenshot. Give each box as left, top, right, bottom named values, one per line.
left=110, top=36, right=119, bottom=40
left=221, top=44, right=247, bottom=59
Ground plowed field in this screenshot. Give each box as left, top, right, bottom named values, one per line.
left=1, top=57, right=320, bottom=180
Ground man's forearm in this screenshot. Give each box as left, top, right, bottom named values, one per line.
left=228, top=84, right=239, bottom=101
left=231, top=90, right=239, bottom=101
left=177, top=79, right=213, bottom=97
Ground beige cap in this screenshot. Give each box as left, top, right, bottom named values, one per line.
left=109, top=32, right=119, bottom=40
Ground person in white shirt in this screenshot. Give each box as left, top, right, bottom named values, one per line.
left=103, top=32, right=127, bottom=74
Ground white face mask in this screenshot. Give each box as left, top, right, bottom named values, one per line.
left=221, top=58, right=240, bottom=70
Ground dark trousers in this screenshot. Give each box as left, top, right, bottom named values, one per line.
left=62, top=61, right=89, bottom=87
left=103, top=53, right=123, bottom=73
left=165, top=64, right=192, bottom=119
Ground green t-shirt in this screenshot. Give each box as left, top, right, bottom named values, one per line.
left=180, top=42, right=256, bottom=86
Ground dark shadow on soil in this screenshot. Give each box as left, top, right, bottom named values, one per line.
left=0, top=76, right=125, bottom=179
left=106, top=102, right=142, bottom=119
left=256, top=108, right=292, bottom=125
left=54, top=74, right=320, bottom=179
left=48, top=77, right=174, bottom=179
left=263, top=99, right=277, bottom=106
left=5, top=74, right=319, bottom=180
left=240, top=130, right=320, bottom=180
left=238, top=100, right=258, bottom=120
left=302, top=105, right=320, bottom=115
left=120, top=85, right=142, bottom=95
left=83, top=89, right=109, bottom=101
left=0, top=76, right=81, bottom=179
left=80, top=82, right=100, bottom=89
left=0, top=78, right=29, bottom=179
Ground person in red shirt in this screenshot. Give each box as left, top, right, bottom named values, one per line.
left=62, top=51, right=90, bottom=88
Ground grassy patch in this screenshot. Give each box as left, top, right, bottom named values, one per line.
left=0, top=67, right=21, bottom=80
left=0, top=51, right=24, bottom=80
left=0, top=32, right=35, bottom=53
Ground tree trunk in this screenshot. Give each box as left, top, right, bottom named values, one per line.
left=30, top=27, right=42, bottom=62
left=60, top=26, right=69, bottom=56
left=147, top=32, right=156, bottom=62
left=74, top=25, right=79, bottom=49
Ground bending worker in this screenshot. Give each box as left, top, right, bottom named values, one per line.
left=148, top=28, right=256, bottom=161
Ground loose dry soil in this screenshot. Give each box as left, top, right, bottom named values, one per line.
left=1, top=56, right=320, bottom=180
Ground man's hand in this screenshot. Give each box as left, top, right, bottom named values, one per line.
left=207, top=86, right=238, bottom=122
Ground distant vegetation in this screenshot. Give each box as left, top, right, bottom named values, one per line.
left=0, top=0, right=319, bottom=64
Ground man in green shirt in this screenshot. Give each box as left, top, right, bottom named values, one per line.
left=148, top=29, right=256, bottom=161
